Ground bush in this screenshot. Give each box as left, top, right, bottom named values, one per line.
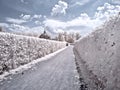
left=0, top=27, right=3, bottom=32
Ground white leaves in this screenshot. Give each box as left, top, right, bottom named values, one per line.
left=0, top=32, right=66, bottom=74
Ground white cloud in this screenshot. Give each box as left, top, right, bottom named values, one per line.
left=75, top=2, right=83, bottom=6
left=21, top=14, right=31, bottom=20
left=70, top=2, right=83, bottom=8
left=44, top=13, right=97, bottom=29
left=20, top=14, right=42, bottom=21
left=70, top=0, right=90, bottom=8
left=43, top=15, right=47, bottom=19
left=44, top=13, right=98, bottom=35
left=8, top=24, right=44, bottom=35
left=0, top=23, right=9, bottom=27
left=66, top=13, right=91, bottom=27
left=30, top=26, right=44, bottom=33
left=44, top=19, right=65, bottom=29
left=20, top=0, right=28, bottom=4
left=34, top=21, right=41, bottom=25
left=32, top=15, right=42, bottom=19
left=45, top=3, right=120, bottom=35
left=95, top=3, right=120, bottom=20
left=9, top=24, right=28, bottom=31
left=81, top=0, right=90, bottom=5
left=6, top=17, right=26, bottom=24
left=20, top=0, right=24, bottom=3
left=3, top=3, right=120, bottom=36
left=112, top=0, right=120, bottom=4
left=0, top=22, right=44, bottom=36
left=51, top=0, right=68, bottom=16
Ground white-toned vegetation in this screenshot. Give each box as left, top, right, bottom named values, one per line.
left=74, top=14, right=120, bottom=89
left=0, top=32, right=66, bottom=74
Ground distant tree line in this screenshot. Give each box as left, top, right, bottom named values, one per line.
left=54, top=32, right=81, bottom=43
left=0, top=26, right=81, bottom=43
left=39, top=30, right=81, bottom=43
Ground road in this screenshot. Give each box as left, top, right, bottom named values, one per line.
left=0, top=46, right=80, bottom=90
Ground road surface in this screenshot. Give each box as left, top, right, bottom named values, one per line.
left=0, top=46, right=80, bottom=90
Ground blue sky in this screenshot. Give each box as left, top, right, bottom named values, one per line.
left=0, top=0, right=120, bottom=36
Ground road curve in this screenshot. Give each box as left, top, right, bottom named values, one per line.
left=0, top=46, right=80, bottom=90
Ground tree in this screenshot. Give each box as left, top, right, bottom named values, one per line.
left=63, top=32, right=68, bottom=41
left=39, top=30, right=51, bottom=39
left=75, top=32, right=81, bottom=40
left=54, top=31, right=81, bottom=43
left=57, top=33, right=65, bottom=41
left=0, top=27, right=3, bottom=32
left=67, top=38, right=74, bottom=43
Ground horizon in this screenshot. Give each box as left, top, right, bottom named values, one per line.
left=0, top=0, right=120, bottom=36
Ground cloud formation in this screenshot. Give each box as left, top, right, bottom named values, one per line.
left=19, top=14, right=42, bottom=25
left=112, top=0, right=120, bottom=4
left=70, top=0, right=91, bottom=8
left=0, top=23, right=9, bottom=27
left=20, top=14, right=31, bottom=20
left=95, top=3, right=120, bottom=20
left=32, top=15, right=42, bottom=19
left=1, top=2, right=120, bottom=36
left=6, top=17, right=26, bottom=24
left=44, top=13, right=99, bottom=35
left=45, top=3, right=120, bottom=35
left=20, top=0, right=28, bottom=4
left=20, top=0, right=24, bottom=3
left=6, top=23, right=44, bottom=36
left=51, top=0, right=68, bottom=16
left=20, top=14, right=42, bottom=20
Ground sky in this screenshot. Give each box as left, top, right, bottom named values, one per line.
left=0, top=0, right=120, bottom=36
